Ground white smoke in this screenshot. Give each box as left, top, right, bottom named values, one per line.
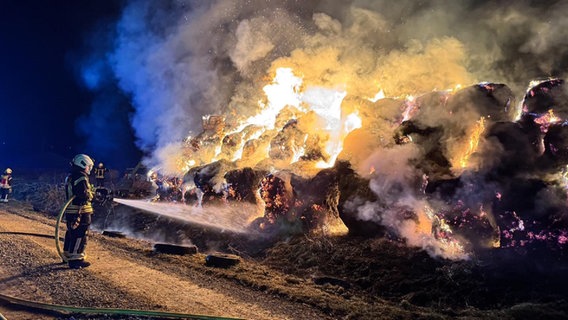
left=94, top=0, right=568, bottom=258
left=106, top=0, right=564, bottom=167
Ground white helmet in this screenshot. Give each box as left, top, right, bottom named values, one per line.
left=98, top=162, right=104, bottom=168
left=4, top=168, right=12, bottom=174
left=72, top=154, right=94, bottom=173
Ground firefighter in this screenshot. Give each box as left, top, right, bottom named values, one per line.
left=0, top=168, right=13, bottom=203
left=63, top=154, right=95, bottom=269
left=93, top=162, right=108, bottom=187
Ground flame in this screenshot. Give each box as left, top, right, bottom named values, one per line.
left=316, top=111, right=361, bottom=168
left=345, top=112, right=363, bottom=132
left=479, top=205, right=501, bottom=248
left=175, top=66, right=365, bottom=172
left=415, top=204, right=468, bottom=259
left=325, top=219, right=349, bottom=235
left=402, top=95, right=417, bottom=122
left=228, top=68, right=303, bottom=162
left=534, top=109, right=560, bottom=133
left=183, top=159, right=196, bottom=172
left=367, top=88, right=385, bottom=102
left=291, top=134, right=309, bottom=164
left=369, top=166, right=376, bottom=175
left=249, top=68, right=302, bottom=129
left=450, top=117, right=486, bottom=172
left=212, top=145, right=222, bottom=161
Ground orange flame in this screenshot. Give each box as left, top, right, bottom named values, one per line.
left=450, top=117, right=486, bottom=173
left=534, top=109, right=560, bottom=133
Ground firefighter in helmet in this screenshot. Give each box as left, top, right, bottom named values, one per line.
left=93, top=162, right=108, bottom=187
left=63, top=154, right=95, bottom=269
left=0, top=168, right=13, bottom=203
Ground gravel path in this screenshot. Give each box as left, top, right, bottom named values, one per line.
left=0, top=200, right=334, bottom=320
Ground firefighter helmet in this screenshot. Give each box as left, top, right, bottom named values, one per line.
left=98, top=162, right=104, bottom=168
left=4, top=168, right=12, bottom=174
left=72, top=154, right=94, bottom=173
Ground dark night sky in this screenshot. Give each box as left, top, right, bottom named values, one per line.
left=0, top=0, right=140, bottom=171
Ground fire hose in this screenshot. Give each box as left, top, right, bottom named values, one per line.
left=0, top=293, right=243, bottom=320
left=0, top=199, right=245, bottom=320
left=54, top=195, right=74, bottom=262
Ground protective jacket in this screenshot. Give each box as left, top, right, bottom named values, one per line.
left=0, top=174, right=12, bottom=189
left=94, top=166, right=107, bottom=179
left=0, top=173, right=12, bottom=202
left=65, top=170, right=94, bottom=214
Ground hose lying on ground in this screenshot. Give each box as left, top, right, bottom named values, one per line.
left=0, top=292, right=244, bottom=320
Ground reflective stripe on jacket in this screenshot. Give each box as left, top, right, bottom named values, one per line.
left=94, top=167, right=106, bottom=179
left=65, top=174, right=94, bottom=214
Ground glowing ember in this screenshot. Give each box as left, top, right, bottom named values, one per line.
left=415, top=205, right=468, bottom=260
left=533, top=109, right=560, bottom=133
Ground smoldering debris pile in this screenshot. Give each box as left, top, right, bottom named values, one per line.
left=139, top=79, right=568, bottom=260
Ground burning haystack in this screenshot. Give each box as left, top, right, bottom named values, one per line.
left=82, top=1, right=568, bottom=260
left=134, top=78, right=567, bottom=262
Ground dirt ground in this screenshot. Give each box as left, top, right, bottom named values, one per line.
left=0, top=200, right=335, bottom=320
left=1, top=199, right=567, bottom=320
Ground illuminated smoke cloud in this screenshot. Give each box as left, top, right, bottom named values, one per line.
left=105, top=0, right=568, bottom=170
left=84, top=0, right=568, bottom=258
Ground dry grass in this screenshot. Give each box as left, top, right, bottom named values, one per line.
left=12, top=173, right=67, bottom=215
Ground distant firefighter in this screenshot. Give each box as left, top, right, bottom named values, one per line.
left=0, top=168, right=13, bottom=203
left=63, top=154, right=95, bottom=269
left=93, top=162, right=108, bottom=187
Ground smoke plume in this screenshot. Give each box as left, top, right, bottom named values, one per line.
left=81, top=0, right=568, bottom=257
left=97, top=0, right=567, bottom=168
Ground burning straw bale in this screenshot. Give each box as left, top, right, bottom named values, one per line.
left=394, top=120, right=452, bottom=180
left=224, top=167, right=267, bottom=203
left=480, top=120, right=541, bottom=176
left=252, top=167, right=349, bottom=235
left=187, top=161, right=354, bottom=236
left=340, top=96, right=405, bottom=168
left=254, top=173, right=293, bottom=232
left=446, top=83, right=516, bottom=123
left=335, top=161, right=385, bottom=237
left=543, top=122, right=568, bottom=167
left=136, top=79, right=568, bottom=258
left=523, top=79, right=568, bottom=117
left=290, top=168, right=345, bottom=234
left=186, top=159, right=236, bottom=205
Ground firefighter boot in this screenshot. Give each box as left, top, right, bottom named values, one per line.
left=68, top=260, right=91, bottom=269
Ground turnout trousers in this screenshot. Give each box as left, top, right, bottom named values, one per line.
left=0, top=188, right=10, bottom=201
left=63, top=212, right=92, bottom=261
